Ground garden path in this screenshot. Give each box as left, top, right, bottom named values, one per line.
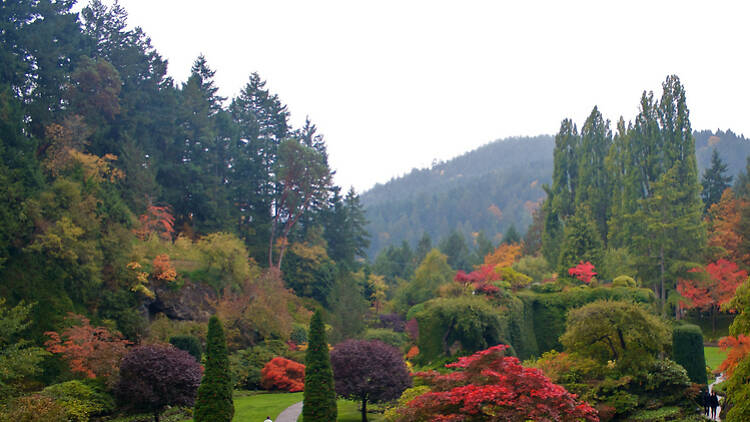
left=274, top=401, right=302, bottom=422
left=708, top=373, right=724, bottom=421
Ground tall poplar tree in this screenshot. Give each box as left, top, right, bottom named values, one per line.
left=194, top=316, right=234, bottom=422
left=576, top=107, right=611, bottom=244
left=303, top=311, right=337, bottom=422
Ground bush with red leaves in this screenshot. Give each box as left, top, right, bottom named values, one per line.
left=396, top=344, right=599, bottom=422
left=261, top=357, right=305, bottom=392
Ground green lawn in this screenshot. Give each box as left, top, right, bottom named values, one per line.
left=175, top=392, right=386, bottom=422
left=336, top=399, right=385, bottom=422
left=178, top=391, right=302, bottom=422
left=704, top=346, right=728, bottom=372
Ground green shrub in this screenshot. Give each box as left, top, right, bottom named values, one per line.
left=41, top=380, right=115, bottom=422
left=229, top=340, right=289, bottom=389
left=415, top=296, right=505, bottom=364
left=169, top=335, right=202, bottom=361
left=612, top=275, right=636, bottom=288
left=525, top=286, right=656, bottom=353
left=363, top=328, right=407, bottom=348
left=290, top=324, right=308, bottom=344
left=672, top=324, right=707, bottom=385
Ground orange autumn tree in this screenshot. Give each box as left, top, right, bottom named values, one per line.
left=134, top=204, right=175, bottom=240
left=152, top=254, right=177, bottom=282
left=261, top=357, right=305, bottom=392
left=45, top=314, right=131, bottom=381
left=707, top=189, right=748, bottom=265
left=678, top=259, right=748, bottom=333
left=719, top=334, right=750, bottom=377
left=483, top=243, right=522, bottom=268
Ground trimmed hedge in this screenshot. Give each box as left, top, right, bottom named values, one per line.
left=519, top=286, right=655, bottom=354
left=672, top=324, right=708, bottom=385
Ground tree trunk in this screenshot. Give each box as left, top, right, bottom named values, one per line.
left=712, top=305, right=717, bottom=335
left=153, top=410, right=160, bottom=422
left=361, top=397, right=368, bottom=422
left=660, top=245, right=666, bottom=317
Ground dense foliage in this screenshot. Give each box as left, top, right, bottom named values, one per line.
left=396, top=345, right=598, bottom=422
left=116, top=345, right=201, bottom=422
left=330, top=340, right=411, bottom=422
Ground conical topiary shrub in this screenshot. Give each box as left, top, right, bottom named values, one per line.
left=303, top=310, right=337, bottom=421
left=194, top=316, right=234, bottom=422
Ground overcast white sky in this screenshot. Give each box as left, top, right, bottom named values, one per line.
left=89, top=1, right=750, bottom=192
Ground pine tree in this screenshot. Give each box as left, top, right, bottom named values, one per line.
left=303, top=311, right=337, bottom=422
left=194, top=316, right=234, bottom=422
left=702, top=148, right=732, bottom=212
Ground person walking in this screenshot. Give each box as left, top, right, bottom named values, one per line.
left=264, top=417, right=272, bottom=422
left=700, top=388, right=710, bottom=417
left=709, top=391, right=720, bottom=420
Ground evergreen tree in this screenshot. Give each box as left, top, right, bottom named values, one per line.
left=502, top=225, right=520, bottom=245
left=439, top=231, right=472, bottom=271
left=576, top=106, right=611, bottom=244
left=415, top=232, right=432, bottom=264
left=557, top=205, right=604, bottom=277
left=702, top=148, right=732, bottom=212
left=194, top=316, right=234, bottom=422
left=632, top=166, right=704, bottom=316
left=303, top=311, right=337, bottom=422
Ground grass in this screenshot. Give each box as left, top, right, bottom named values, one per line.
left=173, top=392, right=386, bottom=422
left=704, top=346, right=727, bottom=372
left=176, top=391, right=302, bottom=422
left=336, top=399, right=385, bottom=422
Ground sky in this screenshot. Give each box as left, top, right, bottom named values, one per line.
left=86, top=1, right=750, bottom=192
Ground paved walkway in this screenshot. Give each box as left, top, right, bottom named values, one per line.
left=707, top=373, right=724, bottom=421
left=274, top=401, right=302, bottom=422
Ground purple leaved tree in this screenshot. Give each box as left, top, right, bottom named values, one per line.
left=330, top=339, right=411, bottom=422
left=116, top=344, right=202, bottom=422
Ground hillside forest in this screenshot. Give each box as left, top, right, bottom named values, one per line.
left=2, top=1, right=750, bottom=422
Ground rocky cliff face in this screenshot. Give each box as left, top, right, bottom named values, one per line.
left=146, top=280, right=217, bottom=322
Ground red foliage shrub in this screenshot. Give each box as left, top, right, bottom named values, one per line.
left=569, top=261, right=597, bottom=283
left=397, top=344, right=599, bottom=422
left=261, top=357, right=305, bottom=392
left=44, top=314, right=131, bottom=380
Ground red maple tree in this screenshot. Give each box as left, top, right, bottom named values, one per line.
left=569, top=261, right=597, bottom=284
left=396, top=344, right=599, bottom=422
left=260, top=357, right=305, bottom=392
left=45, top=314, right=131, bottom=380
left=678, top=259, right=747, bottom=331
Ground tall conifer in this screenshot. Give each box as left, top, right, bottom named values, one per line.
left=701, top=148, right=732, bottom=212
left=303, top=311, right=337, bottom=422
left=194, top=316, right=234, bottom=422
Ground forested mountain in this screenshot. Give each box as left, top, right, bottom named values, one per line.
left=362, top=136, right=554, bottom=256
left=363, top=130, right=749, bottom=257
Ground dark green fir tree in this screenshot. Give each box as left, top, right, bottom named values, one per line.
left=303, top=311, right=337, bottom=422
left=701, top=148, right=732, bottom=212
left=194, top=316, right=234, bottom=422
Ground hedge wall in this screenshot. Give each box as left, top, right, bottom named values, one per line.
left=518, top=286, right=655, bottom=355
left=672, top=324, right=708, bottom=385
